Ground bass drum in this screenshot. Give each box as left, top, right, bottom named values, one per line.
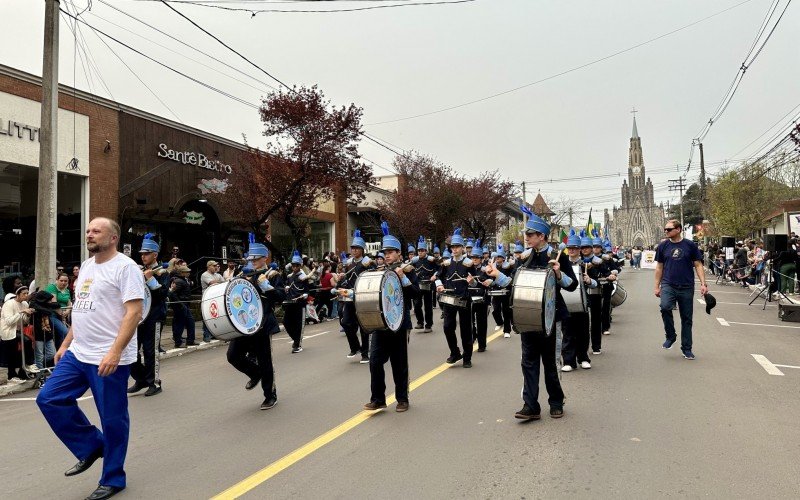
left=139, top=285, right=152, bottom=324
left=562, top=263, right=586, bottom=314
left=611, top=282, right=627, bottom=308
left=510, top=268, right=557, bottom=335
left=354, top=270, right=405, bottom=333
left=201, top=278, right=265, bottom=340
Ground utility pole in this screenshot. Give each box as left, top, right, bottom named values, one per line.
left=568, top=207, right=573, bottom=227
left=668, top=176, right=686, bottom=231
left=698, top=141, right=707, bottom=214
left=521, top=181, right=528, bottom=225
left=36, top=0, right=60, bottom=290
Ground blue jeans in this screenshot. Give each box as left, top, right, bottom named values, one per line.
left=36, top=351, right=131, bottom=488
left=50, top=314, right=68, bottom=349
left=171, top=304, right=195, bottom=345
left=34, top=340, right=56, bottom=369
left=660, top=284, right=694, bottom=351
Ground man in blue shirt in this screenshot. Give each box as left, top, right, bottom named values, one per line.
left=654, top=220, right=708, bottom=360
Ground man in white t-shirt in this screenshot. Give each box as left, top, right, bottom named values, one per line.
left=36, top=217, right=144, bottom=500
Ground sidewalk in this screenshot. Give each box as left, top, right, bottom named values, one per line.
left=0, top=320, right=287, bottom=397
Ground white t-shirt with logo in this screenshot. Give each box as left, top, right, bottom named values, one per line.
left=70, top=253, right=145, bottom=365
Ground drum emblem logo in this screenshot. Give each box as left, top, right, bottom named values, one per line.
left=232, top=295, right=243, bottom=309
left=210, top=301, right=219, bottom=319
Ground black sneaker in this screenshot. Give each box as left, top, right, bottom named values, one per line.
left=144, top=385, right=162, bottom=397
left=363, top=401, right=387, bottom=410
left=550, top=407, right=564, bottom=418
left=260, top=397, right=277, bottom=410
left=414, top=324, right=424, bottom=329
left=446, top=353, right=463, bottom=364
left=245, top=376, right=261, bottom=390
left=127, top=382, right=147, bottom=394
left=463, top=360, right=472, bottom=368
left=291, top=346, right=303, bottom=353
left=477, top=347, right=486, bottom=353
left=360, top=355, right=370, bottom=364
left=347, top=350, right=359, bottom=358
left=514, top=404, right=541, bottom=420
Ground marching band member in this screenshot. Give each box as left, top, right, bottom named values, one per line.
left=561, top=229, right=595, bottom=372
left=467, top=241, right=492, bottom=352
left=362, top=222, right=419, bottom=412
left=375, top=252, right=385, bottom=268
left=486, top=211, right=578, bottom=420
left=283, top=250, right=309, bottom=354
left=406, top=244, right=416, bottom=264
left=602, top=237, right=622, bottom=331
left=465, top=238, right=474, bottom=259
left=227, top=234, right=284, bottom=410
left=511, top=240, right=524, bottom=265
left=332, top=230, right=373, bottom=364
left=591, top=231, right=617, bottom=338
left=490, top=244, right=513, bottom=339
left=435, top=228, right=475, bottom=367
left=128, top=233, right=168, bottom=397
left=412, top=236, right=439, bottom=333
left=581, top=231, right=605, bottom=355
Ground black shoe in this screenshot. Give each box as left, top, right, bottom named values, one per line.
left=245, top=376, right=261, bottom=390
left=85, top=485, right=124, bottom=500
left=360, top=355, right=370, bottom=364
left=514, top=404, right=541, bottom=420
left=446, top=353, right=463, bottom=364
left=127, top=381, right=147, bottom=394
left=347, top=350, right=359, bottom=358
left=414, top=324, right=424, bottom=329
left=174, top=343, right=186, bottom=349
left=260, top=397, right=277, bottom=410
left=477, top=347, right=486, bottom=353
left=144, top=385, right=162, bottom=397
left=463, top=360, right=472, bottom=368
left=363, top=401, right=387, bottom=410
left=186, top=342, right=199, bottom=347
left=550, top=407, right=564, bottom=418
left=65, top=448, right=103, bottom=476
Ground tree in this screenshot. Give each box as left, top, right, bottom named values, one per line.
left=458, top=172, right=517, bottom=244
left=212, top=86, right=374, bottom=257
left=707, top=163, right=792, bottom=238
left=667, top=183, right=704, bottom=226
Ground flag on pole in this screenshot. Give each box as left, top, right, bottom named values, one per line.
left=586, top=208, right=593, bottom=234
left=559, top=227, right=568, bottom=244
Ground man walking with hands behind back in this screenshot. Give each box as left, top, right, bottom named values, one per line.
left=654, top=219, right=707, bottom=360
left=36, top=218, right=144, bottom=500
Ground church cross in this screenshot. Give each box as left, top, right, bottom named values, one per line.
left=631, top=107, right=638, bottom=117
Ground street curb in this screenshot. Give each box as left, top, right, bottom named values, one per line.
left=0, top=339, right=228, bottom=399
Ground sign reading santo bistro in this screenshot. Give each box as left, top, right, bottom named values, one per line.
left=157, top=143, right=233, bottom=174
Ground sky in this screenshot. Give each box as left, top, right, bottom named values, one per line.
left=2, top=0, right=798, bottom=226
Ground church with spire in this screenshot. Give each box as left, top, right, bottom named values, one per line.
left=603, top=114, right=666, bottom=248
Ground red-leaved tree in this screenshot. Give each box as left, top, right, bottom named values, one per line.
left=213, top=86, right=374, bottom=258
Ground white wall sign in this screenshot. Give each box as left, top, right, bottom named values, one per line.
left=0, top=91, right=90, bottom=176
left=158, top=143, right=233, bottom=174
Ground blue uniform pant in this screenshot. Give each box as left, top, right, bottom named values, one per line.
left=36, top=350, right=131, bottom=488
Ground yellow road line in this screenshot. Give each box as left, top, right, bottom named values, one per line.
left=212, top=329, right=506, bottom=499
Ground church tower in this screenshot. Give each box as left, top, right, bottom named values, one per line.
left=607, top=112, right=665, bottom=248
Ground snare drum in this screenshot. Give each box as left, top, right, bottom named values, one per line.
left=487, top=289, right=509, bottom=296
left=353, top=270, right=405, bottom=333
left=139, top=286, right=152, bottom=324
left=562, top=264, right=587, bottom=314
left=510, top=268, right=556, bottom=335
left=201, top=278, right=265, bottom=340
left=610, top=282, right=627, bottom=307
left=439, top=293, right=467, bottom=309
left=470, top=296, right=485, bottom=305
left=419, top=281, right=432, bottom=291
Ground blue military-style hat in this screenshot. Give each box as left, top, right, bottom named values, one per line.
left=246, top=233, right=269, bottom=260
left=521, top=205, right=551, bottom=235
left=469, top=240, right=483, bottom=258
left=579, top=229, right=593, bottom=247
left=514, top=240, right=524, bottom=253
left=290, top=250, right=302, bottom=265
left=433, top=245, right=441, bottom=254
left=417, top=236, right=427, bottom=251
left=407, top=244, right=416, bottom=254
left=351, top=229, right=365, bottom=249
left=603, top=238, right=613, bottom=252
left=381, top=222, right=402, bottom=251
left=496, top=243, right=506, bottom=258
left=591, top=229, right=603, bottom=247
left=139, top=232, right=160, bottom=253
left=443, top=248, right=452, bottom=258
left=566, top=228, right=581, bottom=248
left=450, top=227, right=465, bottom=247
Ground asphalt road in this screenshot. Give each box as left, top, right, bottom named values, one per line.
left=2, top=268, right=800, bottom=499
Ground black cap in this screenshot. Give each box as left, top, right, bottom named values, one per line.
left=704, top=293, right=717, bottom=314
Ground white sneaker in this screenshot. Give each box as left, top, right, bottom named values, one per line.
left=592, top=350, right=602, bottom=355
left=503, top=332, right=511, bottom=338
left=9, top=377, right=23, bottom=383
left=561, top=365, right=573, bottom=372
left=580, top=361, right=592, bottom=369
left=494, top=325, right=503, bottom=332
left=602, top=330, right=610, bottom=335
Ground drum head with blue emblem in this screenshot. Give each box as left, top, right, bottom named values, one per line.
left=140, top=286, right=152, bottom=324
left=380, top=271, right=405, bottom=332
left=543, top=269, right=557, bottom=334
left=225, top=278, right=265, bottom=335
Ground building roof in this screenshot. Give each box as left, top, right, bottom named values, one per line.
left=763, top=198, right=800, bottom=222
left=532, top=193, right=555, bottom=217
left=632, top=116, right=639, bottom=139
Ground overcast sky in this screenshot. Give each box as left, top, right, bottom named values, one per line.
left=3, top=0, right=798, bottom=225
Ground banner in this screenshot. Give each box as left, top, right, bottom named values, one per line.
left=641, top=250, right=657, bottom=269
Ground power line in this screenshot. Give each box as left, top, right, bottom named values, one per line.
left=140, top=0, right=476, bottom=15
left=365, top=0, right=756, bottom=126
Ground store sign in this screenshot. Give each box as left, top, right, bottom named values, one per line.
left=185, top=210, right=205, bottom=225
left=158, top=143, right=233, bottom=174
left=0, top=119, right=40, bottom=141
